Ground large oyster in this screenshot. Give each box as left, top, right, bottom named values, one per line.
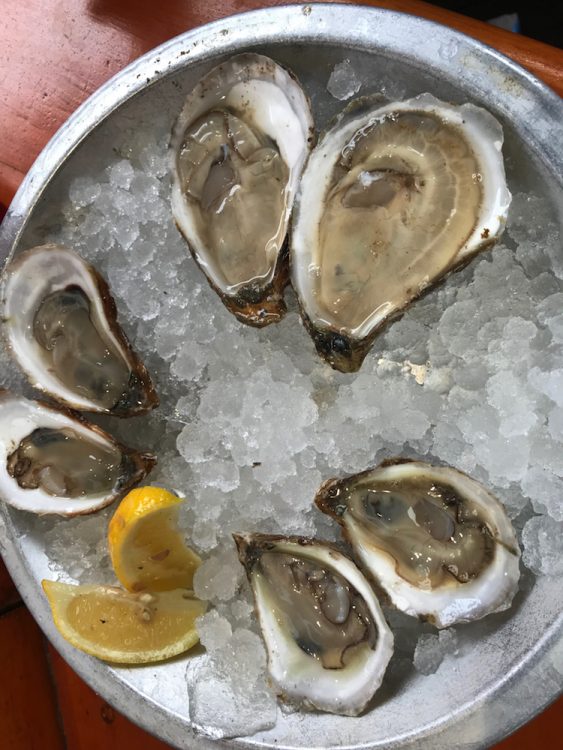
left=2, top=245, right=158, bottom=415
left=292, top=94, right=511, bottom=371
left=234, top=533, right=393, bottom=716
left=316, top=459, right=520, bottom=628
left=0, top=392, right=155, bottom=515
left=170, top=53, right=314, bottom=326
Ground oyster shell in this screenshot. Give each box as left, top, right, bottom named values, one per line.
left=234, top=532, right=393, bottom=716
left=0, top=392, right=155, bottom=515
left=170, top=53, right=314, bottom=326
left=2, top=244, right=158, bottom=415
left=316, top=459, right=520, bottom=628
left=291, top=94, right=511, bottom=371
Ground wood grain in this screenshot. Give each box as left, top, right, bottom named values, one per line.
left=495, top=696, right=563, bottom=749
left=0, top=556, right=21, bottom=613
left=48, top=645, right=170, bottom=750
left=0, top=1, right=562, bottom=747
left=0, top=606, right=65, bottom=750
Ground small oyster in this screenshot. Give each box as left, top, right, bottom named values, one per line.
left=170, top=53, right=314, bottom=326
left=2, top=244, right=158, bottom=415
left=0, top=392, right=155, bottom=515
left=292, top=94, right=511, bottom=371
left=316, top=459, right=520, bottom=628
left=234, top=532, right=393, bottom=716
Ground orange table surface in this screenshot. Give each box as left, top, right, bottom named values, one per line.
left=1, top=1, right=562, bottom=748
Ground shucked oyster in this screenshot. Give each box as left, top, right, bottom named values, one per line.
left=170, top=53, right=314, bottom=326
left=316, top=459, right=520, bottom=628
left=0, top=392, right=155, bottom=515
left=2, top=245, right=158, bottom=415
left=234, top=533, right=393, bottom=716
left=292, top=94, right=511, bottom=371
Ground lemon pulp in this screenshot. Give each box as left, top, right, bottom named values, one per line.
left=43, top=580, right=206, bottom=663
left=108, top=486, right=201, bottom=592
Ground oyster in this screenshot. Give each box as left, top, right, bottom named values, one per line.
left=2, top=244, right=158, bottom=415
left=234, top=532, right=393, bottom=716
left=291, top=94, right=511, bottom=371
left=170, top=53, right=314, bottom=326
left=316, top=459, right=520, bottom=628
left=0, top=392, right=155, bottom=515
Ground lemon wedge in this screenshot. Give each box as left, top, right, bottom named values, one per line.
left=42, top=580, right=206, bottom=663
left=108, top=486, right=201, bottom=592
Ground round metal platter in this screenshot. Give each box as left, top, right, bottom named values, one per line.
left=1, top=4, right=562, bottom=749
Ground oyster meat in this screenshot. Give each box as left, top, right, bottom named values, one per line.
left=0, top=392, right=155, bottom=515
left=2, top=244, right=158, bottom=415
left=316, top=459, right=520, bottom=628
left=170, top=53, right=314, bottom=326
left=234, top=532, right=393, bottom=716
left=292, top=94, right=511, bottom=371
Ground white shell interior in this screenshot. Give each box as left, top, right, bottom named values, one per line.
left=343, top=462, right=521, bottom=628
left=2, top=244, right=135, bottom=413
left=0, top=13, right=561, bottom=747
left=170, top=53, right=314, bottom=294
left=292, top=93, right=512, bottom=339
left=0, top=393, right=124, bottom=515
left=250, top=538, right=394, bottom=715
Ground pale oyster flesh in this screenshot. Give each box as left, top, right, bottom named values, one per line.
left=316, top=459, right=520, bottom=628
left=7, top=426, right=124, bottom=498
left=33, top=286, right=131, bottom=411
left=171, top=53, right=314, bottom=326
left=176, top=111, right=289, bottom=289
left=291, top=94, right=511, bottom=371
left=0, top=392, right=155, bottom=515
left=2, top=244, right=158, bottom=415
left=234, top=533, right=393, bottom=716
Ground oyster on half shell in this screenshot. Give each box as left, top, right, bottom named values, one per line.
left=291, top=94, right=511, bottom=371
left=234, top=533, right=393, bottom=716
left=2, top=244, right=158, bottom=416
left=316, top=459, right=521, bottom=628
left=170, top=53, right=314, bottom=326
left=0, top=392, right=155, bottom=515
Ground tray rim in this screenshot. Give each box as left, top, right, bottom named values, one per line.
left=1, top=4, right=562, bottom=749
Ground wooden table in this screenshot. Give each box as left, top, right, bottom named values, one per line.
left=1, top=1, right=562, bottom=748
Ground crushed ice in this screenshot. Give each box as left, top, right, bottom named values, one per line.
left=327, top=59, right=361, bottom=100
left=413, top=629, right=459, bottom=675
left=186, top=610, right=277, bottom=738
left=1, top=98, right=562, bottom=738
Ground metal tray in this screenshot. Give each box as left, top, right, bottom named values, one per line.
left=1, top=4, right=562, bottom=749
